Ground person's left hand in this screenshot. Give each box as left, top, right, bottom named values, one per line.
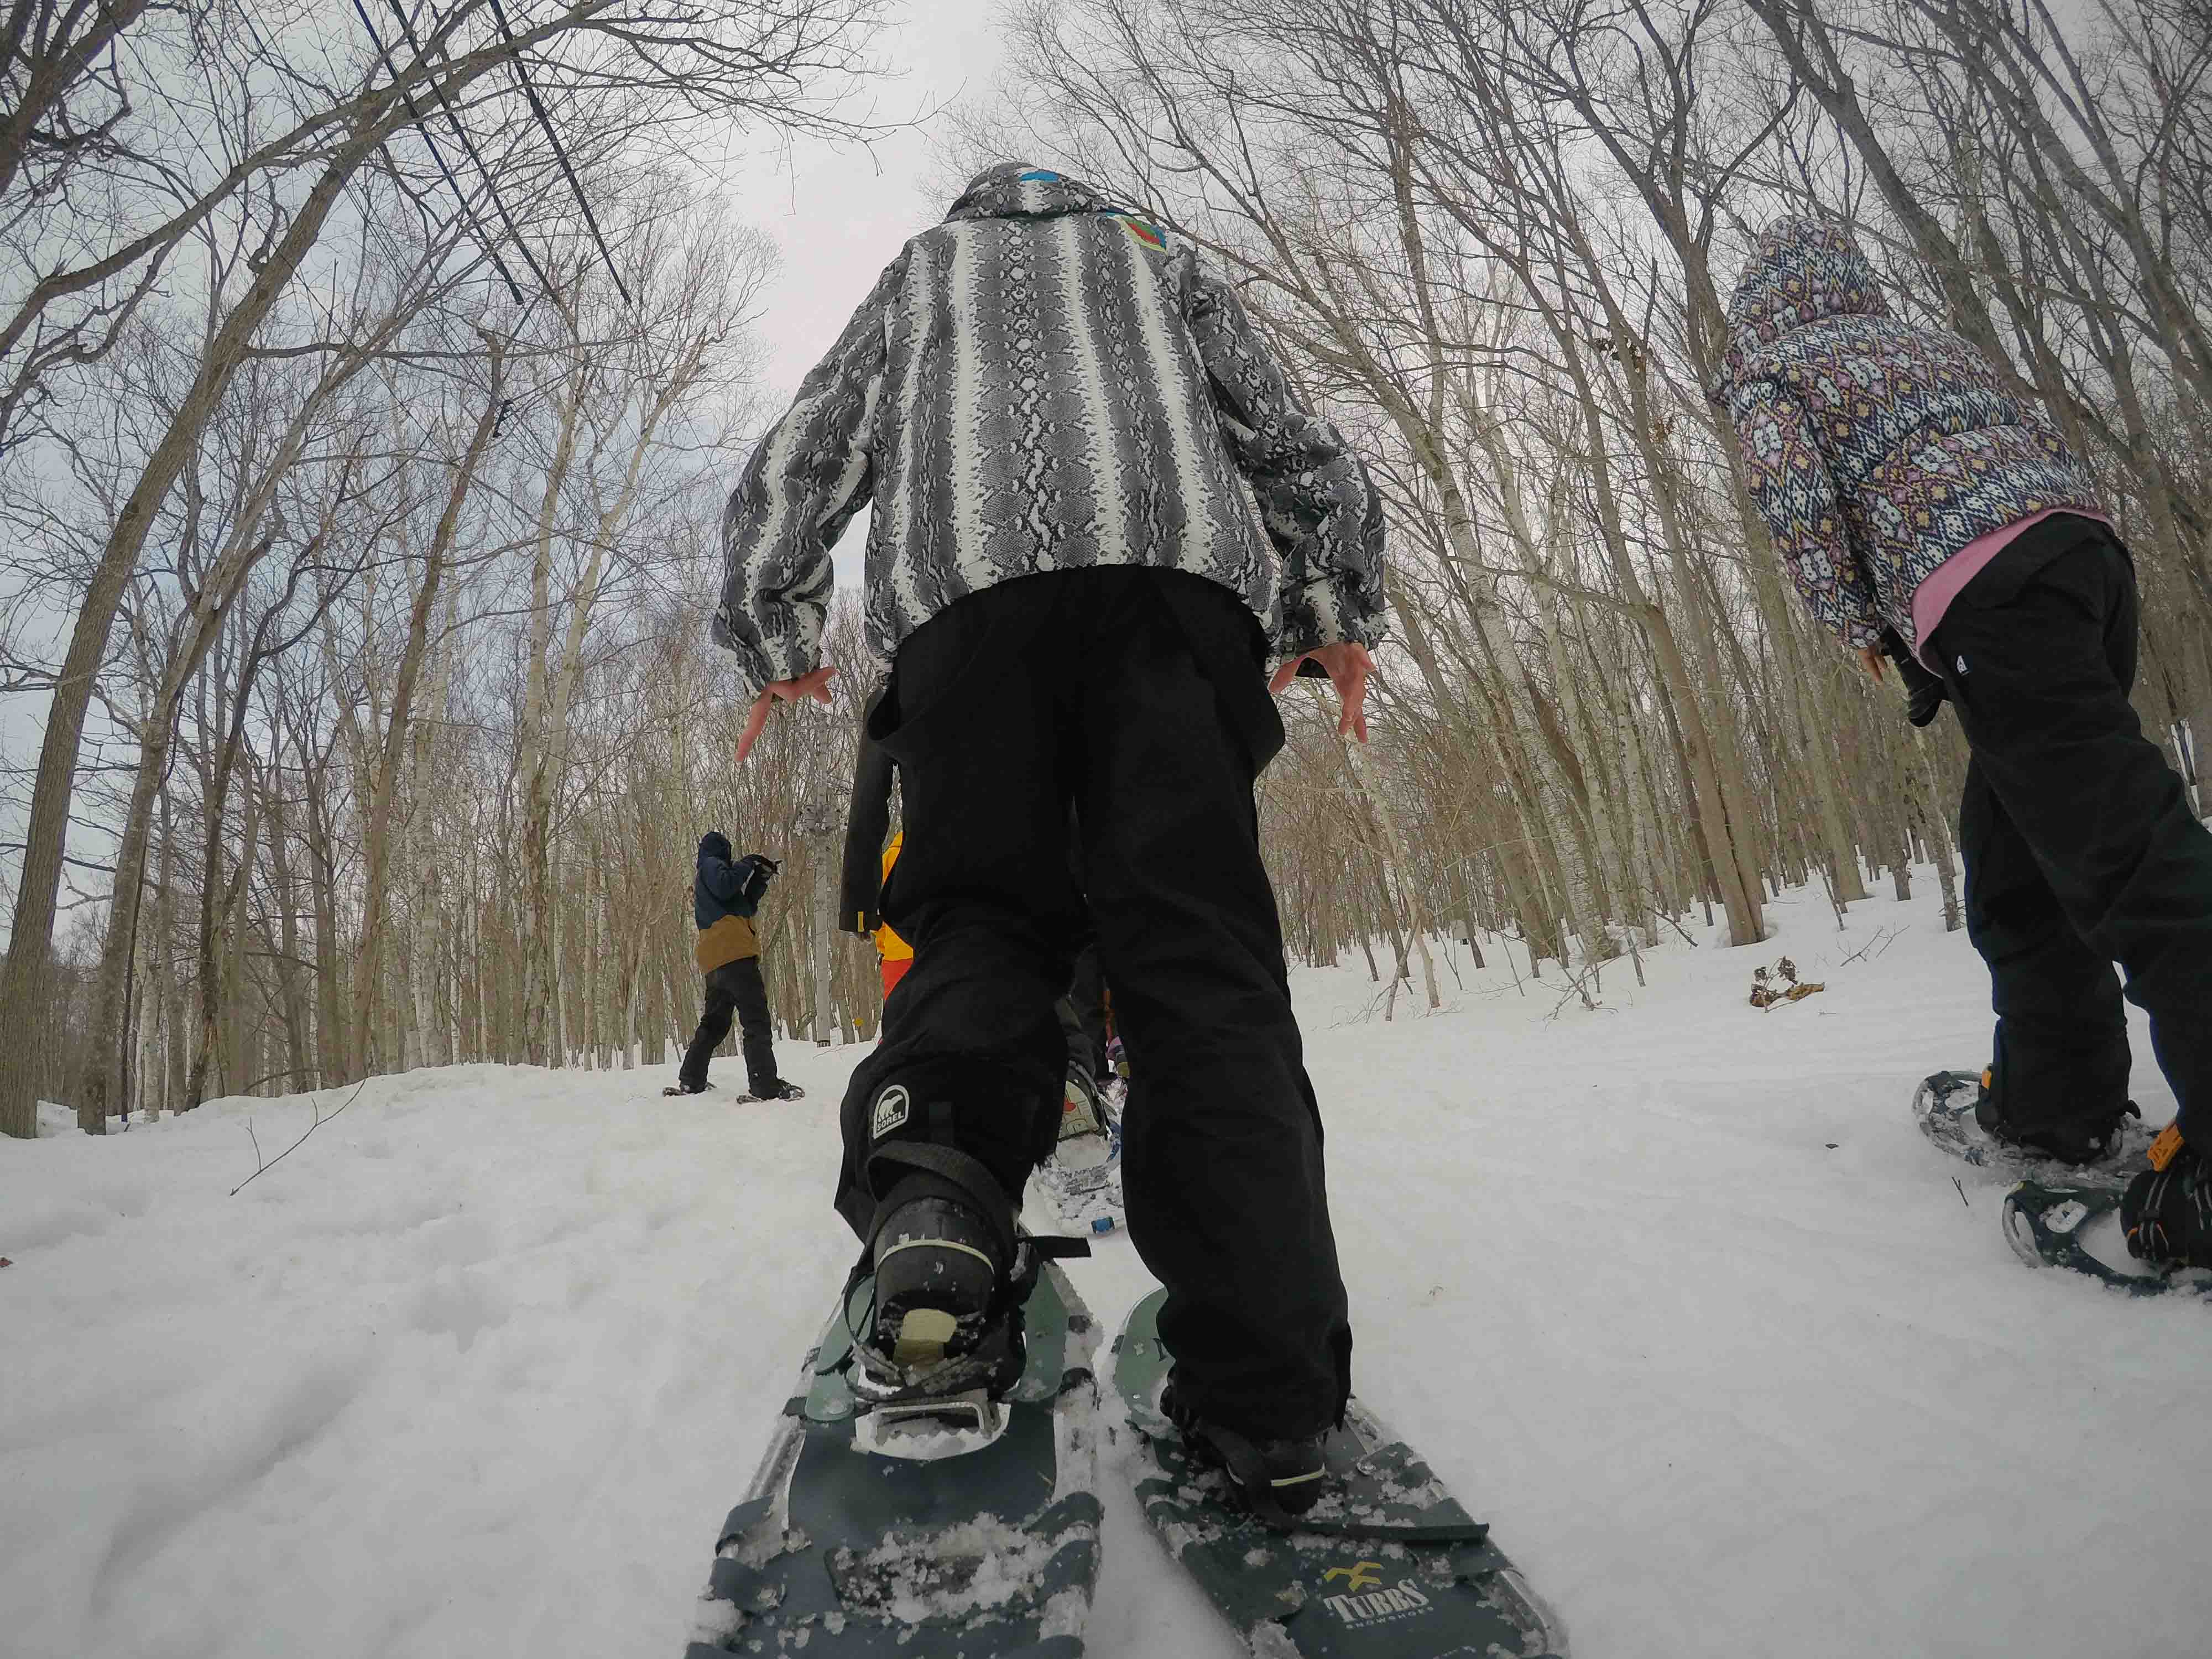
left=735, top=665, right=838, bottom=764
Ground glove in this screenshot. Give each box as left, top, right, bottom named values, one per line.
left=1880, top=628, right=1947, bottom=729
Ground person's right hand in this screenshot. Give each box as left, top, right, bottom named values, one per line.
left=735, top=665, right=838, bottom=765
left=1270, top=641, right=1374, bottom=743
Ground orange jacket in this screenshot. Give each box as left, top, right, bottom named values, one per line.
left=875, top=835, right=912, bottom=963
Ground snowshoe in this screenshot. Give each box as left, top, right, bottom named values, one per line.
left=663, top=1080, right=710, bottom=1098
left=1109, top=1289, right=1567, bottom=1657
left=682, top=1256, right=1101, bottom=1657
left=734, top=1081, right=805, bottom=1103
left=1031, top=1072, right=1124, bottom=1236
left=2002, top=1191, right=2212, bottom=1300
left=1913, top=1069, right=2150, bottom=1185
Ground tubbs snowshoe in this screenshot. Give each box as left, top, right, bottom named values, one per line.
left=1109, top=1288, right=1568, bottom=1657
left=681, top=1252, right=1100, bottom=1657
left=663, top=1080, right=710, bottom=1098
left=1913, top=1068, right=2151, bottom=1186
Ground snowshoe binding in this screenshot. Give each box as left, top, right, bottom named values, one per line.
left=1914, top=1068, right=2148, bottom=1185
left=734, top=1080, right=805, bottom=1103
left=2121, top=1126, right=2212, bottom=1272
left=1162, top=1378, right=1328, bottom=1527
left=2002, top=1127, right=2212, bottom=1297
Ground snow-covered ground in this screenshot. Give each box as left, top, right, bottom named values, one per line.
left=6, top=874, right=2209, bottom=1659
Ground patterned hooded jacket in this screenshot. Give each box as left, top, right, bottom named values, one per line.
left=1711, top=218, right=2102, bottom=653
left=713, top=163, right=1386, bottom=693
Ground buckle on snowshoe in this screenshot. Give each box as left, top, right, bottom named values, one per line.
left=852, top=1389, right=1009, bottom=1459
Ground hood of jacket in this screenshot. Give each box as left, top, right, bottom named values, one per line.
left=1714, top=217, right=1889, bottom=398
left=945, top=161, right=1121, bottom=224
left=698, top=831, right=732, bottom=865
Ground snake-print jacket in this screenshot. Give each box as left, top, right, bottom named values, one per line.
left=713, top=163, right=1387, bottom=693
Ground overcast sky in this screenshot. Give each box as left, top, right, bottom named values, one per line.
left=711, top=0, right=1011, bottom=586
left=724, top=13, right=1001, bottom=398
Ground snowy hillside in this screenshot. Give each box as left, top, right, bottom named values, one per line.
left=6, top=876, right=2209, bottom=1659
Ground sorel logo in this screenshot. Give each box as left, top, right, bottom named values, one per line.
left=1322, top=1579, right=1432, bottom=1627
left=871, top=1084, right=910, bottom=1140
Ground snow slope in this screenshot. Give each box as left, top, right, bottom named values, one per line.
left=6, top=876, right=2210, bottom=1659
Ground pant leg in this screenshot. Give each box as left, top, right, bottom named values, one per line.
left=679, top=966, right=738, bottom=1089
left=1957, top=754, right=2130, bottom=1135
left=1934, top=534, right=2212, bottom=1139
left=727, top=956, right=780, bottom=1094
left=1068, top=937, right=1109, bottom=1080
left=1076, top=571, right=1351, bottom=1442
left=1055, top=995, right=1090, bottom=1084
left=832, top=579, right=1084, bottom=1240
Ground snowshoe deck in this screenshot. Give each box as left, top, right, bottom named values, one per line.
left=2002, top=1180, right=2212, bottom=1299
left=1913, top=1070, right=2154, bottom=1187
left=683, top=1262, right=1101, bottom=1656
left=1109, top=1288, right=1566, bottom=1657
left=1032, top=1141, right=1123, bottom=1235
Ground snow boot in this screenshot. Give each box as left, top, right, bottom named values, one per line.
left=1055, top=1065, right=1110, bottom=1172
left=1971, top=1066, right=2141, bottom=1165
left=852, top=1130, right=1030, bottom=1401
left=2123, top=1126, right=2212, bottom=1269
left=1162, top=1377, right=1329, bottom=1528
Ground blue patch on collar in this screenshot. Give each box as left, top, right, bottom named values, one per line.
left=1017, top=169, right=1061, bottom=182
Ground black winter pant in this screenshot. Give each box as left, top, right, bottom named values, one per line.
left=1061, top=937, right=1109, bottom=1082
left=835, top=567, right=1353, bottom=1441
left=1930, top=523, right=2212, bottom=1143
left=680, top=956, right=781, bottom=1095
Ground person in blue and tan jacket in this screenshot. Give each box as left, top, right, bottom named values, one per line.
left=667, top=832, right=803, bottom=1104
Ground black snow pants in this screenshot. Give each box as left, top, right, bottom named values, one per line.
left=1929, top=519, right=2212, bottom=1144
left=1061, top=937, right=1109, bottom=1083
left=680, top=956, right=782, bottom=1096
left=834, top=567, right=1353, bottom=1441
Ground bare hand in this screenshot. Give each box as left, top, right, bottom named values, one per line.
left=1269, top=641, right=1374, bottom=744
left=1858, top=642, right=1887, bottom=685
left=734, top=665, right=838, bottom=765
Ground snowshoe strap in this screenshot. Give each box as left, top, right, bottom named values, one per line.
left=2148, top=1123, right=2184, bottom=1172
left=1026, top=1235, right=1092, bottom=1262
left=863, top=1141, right=1019, bottom=1269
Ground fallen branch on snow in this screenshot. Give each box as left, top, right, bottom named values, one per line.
left=230, top=1076, right=372, bottom=1198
